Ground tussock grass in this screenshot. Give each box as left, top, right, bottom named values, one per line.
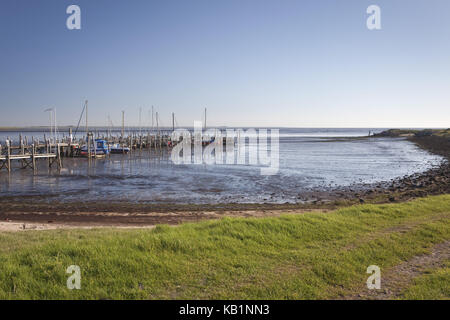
left=0, top=195, right=449, bottom=300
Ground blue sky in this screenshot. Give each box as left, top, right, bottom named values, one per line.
left=0, top=0, right=449, bottom=127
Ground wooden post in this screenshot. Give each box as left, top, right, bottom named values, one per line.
left=88, top=134, right=92, bottom=159
left=57, top=143, right=62, bottom=168
left=6, top=139, right=11, bottom=172
left=93, top=135, right=97, bottom=158
left=69, top=127, right=73, bottom=145
left=129, top=136, right=132, bottom=155
left=46, top=139, right=51, bottom=167
left=32, top=142, right=36, bottom=171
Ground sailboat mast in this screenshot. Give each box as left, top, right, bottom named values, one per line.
left=121, top=110, right=125, bottom=138
left=85, top=100, right=89, bottom=136
left=54, top=108, right=57, bottom=143
left=151, top=106, right=154, bottom=132
left=139, top=107, right=142, bottom=137
left=172, top=112, right=175, bottom=132
left=156, top=112, right=159, bottom=134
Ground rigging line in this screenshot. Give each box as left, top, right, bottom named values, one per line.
left=73, top=102, right=86, bottom=137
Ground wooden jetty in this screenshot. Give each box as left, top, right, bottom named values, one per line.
left=0, top=106, right=218, bottom=173
left=0, top=129, right=175, bottom=172
left=0, top=127, right=216, bottom=173
left=0, top=139, right=63, bottom=172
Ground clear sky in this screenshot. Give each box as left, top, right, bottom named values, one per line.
left=0, top=0, right=449, bottom=128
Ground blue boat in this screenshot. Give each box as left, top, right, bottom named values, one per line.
left=80, top=139, right=110, bottom=156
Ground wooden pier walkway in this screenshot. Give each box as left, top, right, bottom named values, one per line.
left=0, top=140, right=62, bottom=172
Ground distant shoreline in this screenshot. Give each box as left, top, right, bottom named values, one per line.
left=0, top=126, right=447, bottom=132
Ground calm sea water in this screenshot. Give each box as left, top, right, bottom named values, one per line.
left=0, top=128, right=444, bottom=204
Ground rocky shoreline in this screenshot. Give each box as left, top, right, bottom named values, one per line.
left=359, top=131, right=450, bottom=202
left=315, top=132, right=450, bottom=205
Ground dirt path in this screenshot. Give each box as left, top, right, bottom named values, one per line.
left=343, top=240, right=450, bottom=300
left=0, top=221, right=157, bottom=232
left=0, top=208, right=327, bottom=232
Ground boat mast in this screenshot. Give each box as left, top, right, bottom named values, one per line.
left=156, top=112, right=159, bottom=136
left=46, top=108, right=53, bottom=144
left=121, top=110, right=125, bottom=138
left=54, top=108, right=58, bottom=143
left=139, top=107, right=142, bottom=137
left=172, top=112, right=175, bottom=132
left=85, top=100, right=89, bottom=137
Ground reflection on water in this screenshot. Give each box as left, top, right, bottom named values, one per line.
left=0, top=134, right=444, bottom=204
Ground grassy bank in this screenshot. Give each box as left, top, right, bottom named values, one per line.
left=0, top=195, right=449, bottom=300
left=402, top=261, right=450, bottom=300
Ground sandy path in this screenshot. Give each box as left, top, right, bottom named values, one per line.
left=0, top=221, right=157, bottom=232
left=0, top=208, right=327, bottom=232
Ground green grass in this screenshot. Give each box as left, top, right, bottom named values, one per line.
left=402, top=261, right=450, bottom=300
left=0, top=195, right=449, bottom=300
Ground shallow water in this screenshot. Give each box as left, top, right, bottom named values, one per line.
left=0, top=129, right=444, bottom=204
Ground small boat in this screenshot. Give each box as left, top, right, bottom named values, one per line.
left=80, top=139, right=110, bottom=157
left=110, top=144, right=130, bottom=154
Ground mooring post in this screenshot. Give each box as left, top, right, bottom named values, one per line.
left=19, top=134, right=22, bottom=154
left=46, top=139, right=51, bottom=167
left=129, top=136, right=132, bottom=155
left=57, top=143, right=62, bottom=169
left=32, top=142, right=36, bottom=171
left=6, top=139, right=11, bottom=172
left=66, top=127, right=72, bottom=157
left=88, top=134, right=92, bottom=159
left=93, top=135, right=97, bottom=158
